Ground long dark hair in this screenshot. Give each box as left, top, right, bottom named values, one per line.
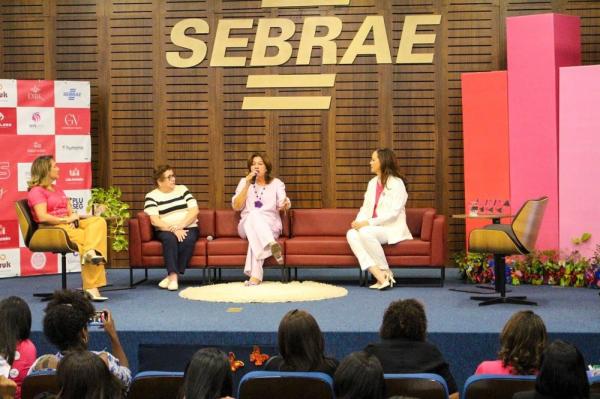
left=277, top=309, right=327, bottom=371
left=376, top=148, right=406, bottom=190
left=57, top=350, right=124, bottom=399
left=535, top=340, right=590, bottom=399
left=180, top=348, right=232, bottom=399
left=0, top=296, right=32, bottom=365
left=498, top=310, right=547, bottom=375
left=334, top=351, right=385, bottom=399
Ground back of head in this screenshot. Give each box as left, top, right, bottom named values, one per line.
left=57, top=350, right=123, bottom=399
left=334, top=351, right=385, bottom=399
left=0, top=296, right=32, bottom=365
left=499, top=310, right=547, bottom=374
left=278, top=309, right=325, bottom=371
left=536, top=340, right=589, bottom=399
left=182, top=348, right=232, bottom=399
left=380, top=299, right=427, bottom=341
left=43, top=290, right=95, bottom=352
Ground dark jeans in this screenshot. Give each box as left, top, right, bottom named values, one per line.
left=156, top=227, right=199, bottom=275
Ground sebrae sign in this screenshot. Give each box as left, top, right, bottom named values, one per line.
left=165, top=0, right=441, bottom=110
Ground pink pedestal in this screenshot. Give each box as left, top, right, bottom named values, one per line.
left=559, top=65, right=600, bottom=257
left=507, top=13, right=580, bottom=249
left=461, top=71, right=511, bottom=247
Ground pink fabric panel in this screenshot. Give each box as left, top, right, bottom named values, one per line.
left=507, top=13, right=580, bottom=249
left=559, top=65, right=600, bottom=257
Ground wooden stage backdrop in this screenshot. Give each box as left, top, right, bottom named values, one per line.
left=2, top=0, right=600, bottom=267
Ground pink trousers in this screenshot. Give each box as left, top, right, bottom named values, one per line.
left=240, top=210, right=280, bottom=281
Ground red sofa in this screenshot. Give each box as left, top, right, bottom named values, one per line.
left=128, top=208, right=446, bottom=286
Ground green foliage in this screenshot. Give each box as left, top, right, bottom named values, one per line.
left=86, top=187, right=130, bottom=252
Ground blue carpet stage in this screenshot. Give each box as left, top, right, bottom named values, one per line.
left=2, top=268, right=600, bottom=390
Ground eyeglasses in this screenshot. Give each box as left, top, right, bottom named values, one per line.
left=165, top=174, right=176, bottom=180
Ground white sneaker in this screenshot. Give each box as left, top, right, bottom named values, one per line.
left=167, top=280, right=179, bottom=291
left=158, top=277, right=170, bottom=289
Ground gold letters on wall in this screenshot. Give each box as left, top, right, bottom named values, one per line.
left=165, top=10, right=442, bottom=110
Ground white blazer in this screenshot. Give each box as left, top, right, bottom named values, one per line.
left=355, top=176, right=413, bottom=244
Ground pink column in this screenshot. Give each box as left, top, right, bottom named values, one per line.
left=507, top=13, right=580, bottom=249
left=559, top=65, right=600, bottom=257
left=461, top=71, right=510, bottom=247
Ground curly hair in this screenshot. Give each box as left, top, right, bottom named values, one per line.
left=43, top=290, right=95, bottom=352
left=498, top=310, right=547, bottom=375
left=379, top=299, right=427, bottom=341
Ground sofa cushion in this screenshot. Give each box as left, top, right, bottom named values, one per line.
left=142, top=238, right=208, bottom=256
left=285, top=236, right=353, bottom=255
left=291, top=209, right=356, bottom=236
left=137, top=210, right=215, bottom=241
left=383, top=239, right=431, bottom=256
left=207, top=237, right=286, bottom=256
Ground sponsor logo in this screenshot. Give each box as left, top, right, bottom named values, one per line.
left=26, top=141, right=46, bottom=156
left=63, top=88, right=82, bottom=101
left=61, top=144, right=84, bottom=151
left=65, top=167, right=84, bottom=184
left=0, top=254, right=11, bottom=269
left=0, top=224, right=5, bottom=235
left=0, top=112, right=13, bottom=128
left=69, top=168, right=80, bottom=177
left=31, top=112, right=41, bottom=123
left=0, top=162, right=10, bottom=179
left=28, top=84, right=45, bottom=102
left=70, top=196, right=85, bottom=211
left=0, top=83, right=6, bottom=98
left=0, top=187, right=6, bottom=200
left=64, top=113, right=79, bottom=127
left=30, top=252, right=47, bottom=270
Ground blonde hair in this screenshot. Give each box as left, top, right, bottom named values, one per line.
left=27, top=155, right=54, bottom=189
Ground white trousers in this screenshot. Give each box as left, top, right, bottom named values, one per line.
left=346, top=226, right=390, bottom=271
left=241, top=210, right=277, bottom=281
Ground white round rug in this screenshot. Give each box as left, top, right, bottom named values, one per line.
left=179, top=281, right=348, bottom=303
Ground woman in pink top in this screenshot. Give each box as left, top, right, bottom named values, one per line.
left=232, top=153, right=291, bottom=286
left=27, top=155, right=109, bottom=301
left=346, top=148, right=413, bottom=290
left=0, top=297, right=37, bottom=399
left=475, top=310, right=547, bottom=375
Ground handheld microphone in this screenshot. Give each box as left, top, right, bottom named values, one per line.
left=251, top=171, right=257, bottom=184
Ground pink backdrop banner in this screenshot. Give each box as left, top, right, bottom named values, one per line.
left=507, top=13, right=580, bottom=249
left=559, top=65, right=600, bottom=257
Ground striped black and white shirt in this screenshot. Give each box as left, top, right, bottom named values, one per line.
left=144, top=185, right=198, bottom=227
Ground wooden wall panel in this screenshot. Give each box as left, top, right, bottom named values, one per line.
left=3, top=0, right=600, bottom=267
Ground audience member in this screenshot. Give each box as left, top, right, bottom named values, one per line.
left=144, top=164, right=199, bottom=291
left=513, top=340, right=600, bottom=399
left=334, top=351, right=385, bottom=399
left=264, top=309, right=338, bottom=376
left=179, top=348, right=233, bottom=399
left=364, top=299, right=458, bottom=399
left=28, top=290, right=131, bottom=388
left=476, top=310, right=547, bottom=375
left=0, top=296, right=37, bottom=399
left=56, top=350, right=124, bottom=399
left=231, top=152, right=291, bottom=285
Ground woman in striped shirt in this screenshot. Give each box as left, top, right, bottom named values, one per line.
left=144, top=165, right=199, bottom=291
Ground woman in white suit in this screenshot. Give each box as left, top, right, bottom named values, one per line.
left=347, top=148, right=413, bottom=290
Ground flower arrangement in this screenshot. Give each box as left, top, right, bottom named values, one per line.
left=455, top=243, right=600, bottom=289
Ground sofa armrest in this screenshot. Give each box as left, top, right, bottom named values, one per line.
left=136, top=211, right=154, bottom=242
left=420, top=209, right=436, bottom=241
left=430, top=214, right=447, bottom=266
left=128, top=218, right=143, bottom=267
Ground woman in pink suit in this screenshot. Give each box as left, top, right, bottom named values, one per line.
left=232, top=153, right=291, bottom=286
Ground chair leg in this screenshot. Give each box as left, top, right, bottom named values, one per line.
left=33, top=252, right=69, bottom=301
left=440, top=267, right=445, bottom=287
left=470, top=254, right=536, bottom=306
